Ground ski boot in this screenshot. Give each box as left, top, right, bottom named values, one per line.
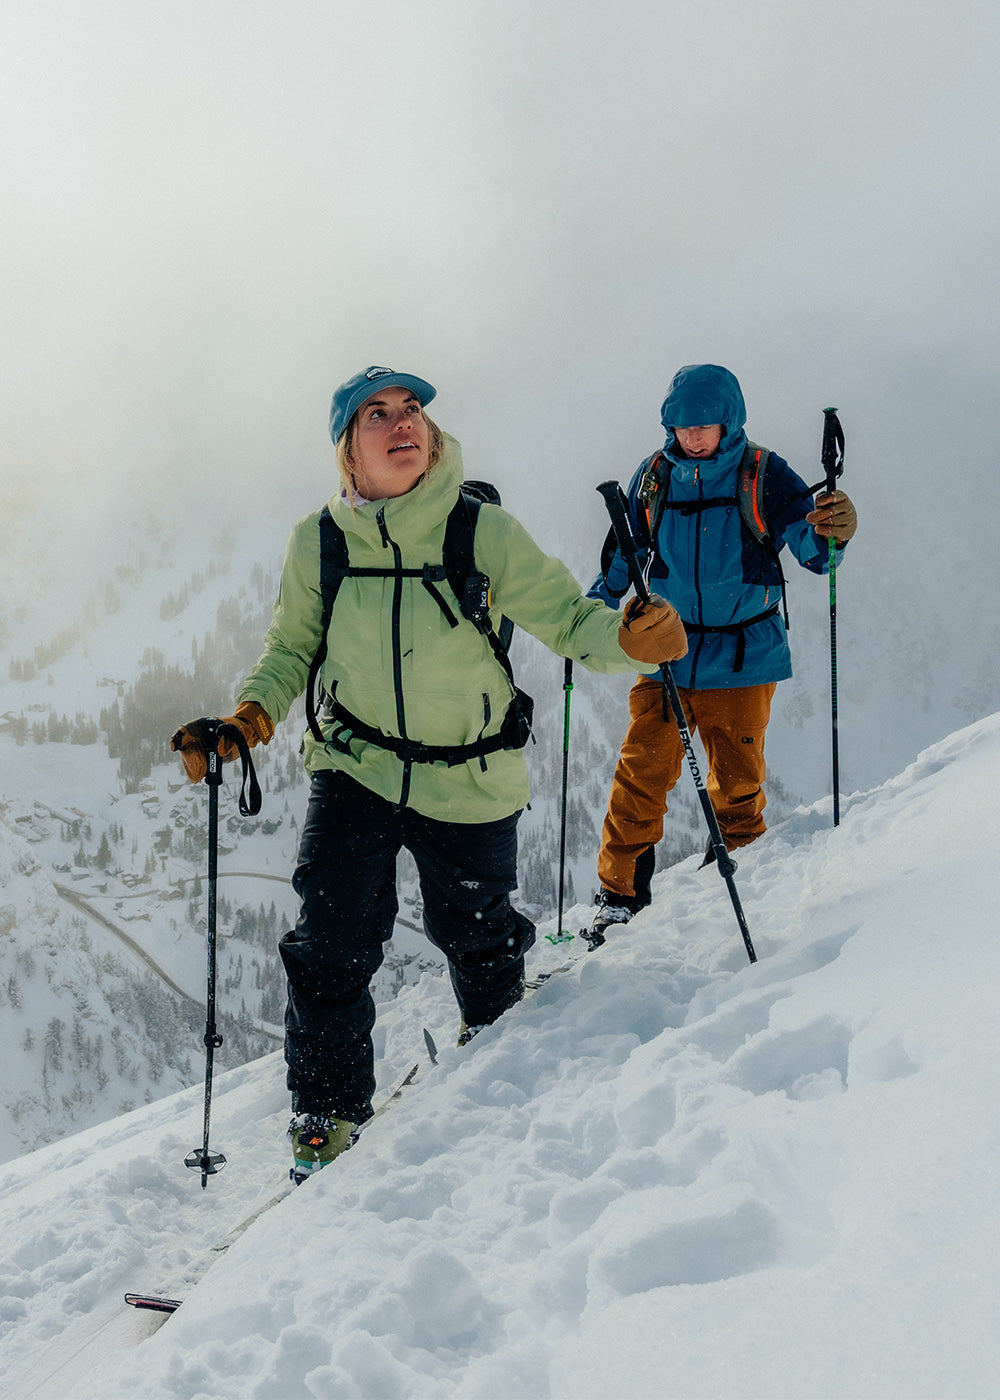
left=582, top=889, right=643, bottom=950
left=457, top=1020, right=486, bottom=1047
left=288, top=1112, right=357, bottom=1184
left=700, top=837, right=739, bottom=872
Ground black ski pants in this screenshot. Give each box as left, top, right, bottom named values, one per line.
left=279, top=770, right=535, bottom=1123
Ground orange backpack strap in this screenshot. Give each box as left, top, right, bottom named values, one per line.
left=738, top=442, right=771, bottom=545
left=637, top=451, right=668, bottom=544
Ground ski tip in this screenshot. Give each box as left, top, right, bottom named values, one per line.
left=124, top=1292, right=182, bottom=1314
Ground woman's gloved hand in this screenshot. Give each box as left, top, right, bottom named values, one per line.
left=170, top=701, right=274, bottom=784
left=618, top=595, right=688, bottom=665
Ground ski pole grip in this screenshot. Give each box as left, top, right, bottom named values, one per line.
left=596, top=481, right=650, bottom=604
left=201, top=718, right=225, bottom=788
left=821, top=408, right=845, bottom=495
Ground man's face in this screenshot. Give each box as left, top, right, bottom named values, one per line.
left=674, top=424, right=724, bottom=459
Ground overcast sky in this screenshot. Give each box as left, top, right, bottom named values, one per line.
left=2, top=1, right=997, bottom=643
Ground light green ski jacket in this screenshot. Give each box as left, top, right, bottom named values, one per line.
left=238, top=434, right=651, bottom=823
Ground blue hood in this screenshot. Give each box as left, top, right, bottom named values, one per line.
left=659, top=364, right=747, bottom=473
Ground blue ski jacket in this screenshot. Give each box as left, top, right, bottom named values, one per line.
left=589, top=365, right=843, bottom=690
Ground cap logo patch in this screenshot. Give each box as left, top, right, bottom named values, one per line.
left=366, top=366, right=394, bottom=380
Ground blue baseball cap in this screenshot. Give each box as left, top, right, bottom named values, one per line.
left=329, top=366, right=437, bottom=445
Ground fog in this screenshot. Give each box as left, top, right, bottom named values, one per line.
left=2, top=0, right=998, bottom=787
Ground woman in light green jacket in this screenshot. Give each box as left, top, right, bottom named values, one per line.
left=172, top=365, right=687, bottom=1182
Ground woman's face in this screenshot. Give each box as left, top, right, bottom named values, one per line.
left=349, top=386, right=431, bottom=499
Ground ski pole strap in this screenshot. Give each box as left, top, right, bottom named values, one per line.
left=804, top=406, right=845, bottom=502
left=795, top=410, right=848, bottom=504
left=174, top=716, right=260, bottom=815
left=599, top=525, right=635, bottom=599
left=216, top=722, right=262, bottom=817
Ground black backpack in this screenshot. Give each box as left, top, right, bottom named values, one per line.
left=305, top=482, right=531, bottom=766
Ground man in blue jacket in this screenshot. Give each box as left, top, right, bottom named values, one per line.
left=589, top=363, right=858, bottom=933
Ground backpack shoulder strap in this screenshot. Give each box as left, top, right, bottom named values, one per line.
left=738, top=442, right=771, bottom=546
left=444, top=481, right=503, bottom=610
left=444, top=485, right=516, bottom=680
left=638, top=450, right=669, bottom=545
left=318, top=504, right=350, bottom=615
left=738, top=442, right=791, bottom=630
left=306, top=505, right=350, bottom=742
left=443, top=488, right=479, bottom=615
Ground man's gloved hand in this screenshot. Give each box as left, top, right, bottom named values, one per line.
left=807, top=490, right=858, bottom=543
left=170, top=701, right=275, bottom=784
left=618, top=594, right=688, bottom=665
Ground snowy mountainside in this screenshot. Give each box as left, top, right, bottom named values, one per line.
left=0, top=712, right=997, bottom=1400
left=0, top=741, right=275, bottom=1163
left=0, top=806, right=201, bottom=1164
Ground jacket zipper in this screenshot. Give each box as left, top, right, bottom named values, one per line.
left=376, top=508, right=412, bottom=808
left=689, top=465, right=704, bottom=688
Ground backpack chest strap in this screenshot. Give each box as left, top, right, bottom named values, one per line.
left=321, top=689, right=533, bottom=766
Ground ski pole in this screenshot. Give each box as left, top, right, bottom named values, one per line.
left=183, top=718, right=262, bottom=1187
left=596, top=481, right=757, bottom=964
left=554, top=659, right=574, bottom=943
left=821, top=408, right=845, bottom=827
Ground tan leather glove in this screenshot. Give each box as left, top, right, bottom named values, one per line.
left=807, top=490, right=858, bottom=543
left=618, top=594, right=688, bottom=665
left=170, top=701, right=275, bottom=784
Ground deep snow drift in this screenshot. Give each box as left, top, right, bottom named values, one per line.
left=1, top=714, right=998, bottom=1400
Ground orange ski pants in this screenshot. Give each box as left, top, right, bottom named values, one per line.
left=598, top=676, right=776, bottom=901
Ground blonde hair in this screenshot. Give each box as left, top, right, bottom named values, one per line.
left=336, top=410, right=445, bottom=498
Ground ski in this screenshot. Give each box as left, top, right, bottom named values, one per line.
left=124, top=1292, right=183, bottom=1314
left=422, top=958, right=585, bottom=1060
left=345, top=1061, right=420, bottom=1148
left=524, top=962, right=578, bottom=992
left=216, top=1060, right=421, bottom=1250
left=124, top=1060, right=421, bottom=1317
left=209, top=1179, right=295, bottom=1254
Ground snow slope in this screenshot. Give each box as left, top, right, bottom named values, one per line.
left=1, top=714, right=998, bottom=1400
